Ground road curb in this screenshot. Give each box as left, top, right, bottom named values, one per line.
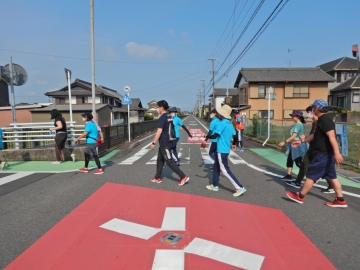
left=128, top=133, right=155, bottom=150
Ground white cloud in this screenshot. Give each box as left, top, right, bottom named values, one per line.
left=167, top=29, right=175, bottom=36
left=37, top=80, right=48, bottom=86
left=180, top=31, right=192, bottom=44
left=125, top=42, right=167, bottom=59
left=27, top=91, right=37, bottom=96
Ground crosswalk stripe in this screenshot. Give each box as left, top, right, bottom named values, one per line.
left=201, top=149, right=214, bottom=164
left=119, top=149, right=151, bottom=165
left=0, top=172, right=34, bottom=186
left=229, top=151, right=247, bottom=164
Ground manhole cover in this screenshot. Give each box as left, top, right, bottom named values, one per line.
left=160, top=232, right=184, bottom=245
left=350, top=177, right=360, bottom=183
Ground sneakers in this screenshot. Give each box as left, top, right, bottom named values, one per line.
left=321, top=188, right=335, bottom=194
left=286, top=191, right=304, bottom=204
left=94, top=169, right=104, bottom=175
left=325, top=198, right=348, bottom=208
left=280, top=174, right=294, bottom=181
left=1, top=162, right=6, bottom=170
left=151, top=177, right=162, bottom=183
left=71, top=154, right=76, bottom=162
left=178, top=176, right=190, bottom=186
left=237, top=147, right=244, bottom=152
left=51, top=161, right=62, bottom=165
left=233, top=187, right=247, bottom=197
left=78, top=167, right=89, bottom=173
left=286, top=181, right=301, bottom=189
left=206, top=184, right=219, bottom=191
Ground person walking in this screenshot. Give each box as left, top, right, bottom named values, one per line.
left=0, top=126, right=6, bottom=170
left=150, top=100, right=189, bottom=186
left=203, top=104, right=247, bottom=197
left=49, top=109, right=74, bottom=164
left=205, top=109, right=220, bottom=161
left=285, top=106, right=333, bottom=192
left=234, top=110, right=245, bottom=152
left=168, top=107, right=192, bottom=166
left=74, top=112, right=104, bottom=175
left=278, top=110, right=307, bottom=181
left=286, top=99, right=347, bottom=208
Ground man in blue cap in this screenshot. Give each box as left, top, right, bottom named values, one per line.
left=286, top=99, right=347, bottom=208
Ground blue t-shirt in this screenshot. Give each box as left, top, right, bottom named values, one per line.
left=209, top=117, right=220, bottom=143
left=0, top=128, right=3, bottom=149
left=173, top=116, right=183, bottom=138
left=214, top=118, right=236, bottom=154
left=158, top=113, right=172, bottom=147
left=85, top=121, right=98, bottom=144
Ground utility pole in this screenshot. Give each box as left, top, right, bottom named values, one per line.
left=90, top=0, right=96, bottom=122
left=201, top=79, right=206, bottom=117
left=208, top=57, right=216, bottom=110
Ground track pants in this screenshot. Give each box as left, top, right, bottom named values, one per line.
left=207, top=142, right=217, bottom=161
left=212, top=152, right=243, bottom=189
left=155, top=146, right=186, bottom=179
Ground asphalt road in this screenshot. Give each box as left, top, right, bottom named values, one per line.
left=0, top=115, right=359, bottom=269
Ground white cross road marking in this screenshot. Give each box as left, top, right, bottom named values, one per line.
left=229, top=151, right=247, bottom=164
left=152, top=250, right=184, bottom=270
left=0, top=172, right=34, bottom=186
left=119, top=149, right=151, bottom=165
left=184, top=238, right=265, bottom=270
left=200, top=148, right=214, bottom=164
left=99, top=207, right=265, bottom=269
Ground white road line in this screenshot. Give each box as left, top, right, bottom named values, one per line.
left=229, top=151, right=247, bottom=164
left=161, top=207, right=186, bottom=231
left=184, top=238, right=265, bottom=270
left=99, top=218, right=160, bottom=240
left=0, top=172, right=34, bottom=186
left=119, top=149, right=151, bottom=165
left=180, top=148, right=190, bottom=164
left=152, top=250, right=184, bottom=270
left=146, top=154, right=158, bottom=165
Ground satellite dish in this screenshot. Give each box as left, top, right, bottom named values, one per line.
left=2, top=63, right=28, bottom=86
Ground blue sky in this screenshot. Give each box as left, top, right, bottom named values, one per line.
left=1, top=0, right=359, bottom=111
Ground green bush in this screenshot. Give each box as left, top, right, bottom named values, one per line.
left=144, top=114, right=154, bottom=121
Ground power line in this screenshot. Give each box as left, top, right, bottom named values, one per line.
left=215, top=0, right=289, bottom=84
left=0, top=48, right=204, bottom=65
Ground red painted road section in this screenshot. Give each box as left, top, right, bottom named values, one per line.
left=6, top=183, right=335, bottom=270
left=187, top=128, right=205, bottom=143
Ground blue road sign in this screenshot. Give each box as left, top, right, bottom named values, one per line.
left=122, top=93, right=132, bottom=105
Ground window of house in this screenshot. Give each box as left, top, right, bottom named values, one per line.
left=293, top=84, right=309, bottom=98
left=58, top=97, right=69, bottom=104
left=258, top=110, right=274, bottom=119
left=344, top=73, right=348, bottom=80
left=349, top=72, right=353, bottom=77
left=258, top=85, right=266, bottom=98
left=353, top=93, right=359, bottom=103
left=337, top=72, right=342, bottom=83
left=328, top=95, right=333, bottom=106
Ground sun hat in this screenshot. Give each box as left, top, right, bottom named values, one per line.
left=289, top=110, right=303, bottom=117
left=81, top=112, right=93, bottom=120
left=311, top=99, right=328, bottom=110
left=217, top=104, right=233, bottom=119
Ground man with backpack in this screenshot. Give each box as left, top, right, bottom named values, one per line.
left=150, top=100, right=189, bottom=186
left=74, top=112, right=104, bottom=175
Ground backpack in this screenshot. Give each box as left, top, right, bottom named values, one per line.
left=168, top=117, right=176, bottom=142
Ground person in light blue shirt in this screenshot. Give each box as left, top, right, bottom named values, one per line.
left=205, top=109, right=220, bottom=161
left=74, top=112, right=104, bottom=175
left=204, top=105, right=246, bottom=197
left=168, top=107, right=192, bottom=166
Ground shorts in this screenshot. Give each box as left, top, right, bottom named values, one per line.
left=85, top=144, right=98, bottom=156
left=306, top=154, right=336, bottom=181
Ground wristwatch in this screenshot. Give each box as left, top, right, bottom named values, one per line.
left=152, top=142, right=156, bottom=145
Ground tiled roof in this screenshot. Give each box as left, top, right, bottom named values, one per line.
left=234, top=67, right=335, bottom=87
left=318, top=57, right=359, bottom=72
left=331, top=76, right=360, bottom=92
left=208, top=88, right=238, bottom=97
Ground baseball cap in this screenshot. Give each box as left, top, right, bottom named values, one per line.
left=311, top=99, right=328, bottom=110
left=81, top=112, right=93, bottom=120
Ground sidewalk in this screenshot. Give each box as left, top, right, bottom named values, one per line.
left=0, top=133, right=155, bottom=173
left=245, top=137, right=360, bottom=189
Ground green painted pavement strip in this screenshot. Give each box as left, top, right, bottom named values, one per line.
left=0, top=150, right=120, bottom=173
left=249, top=148, right=360, bottom=189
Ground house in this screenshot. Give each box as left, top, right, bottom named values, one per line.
left=0, top=103, right=52, bottom=127
left=233, top=67, right=335, bottom=119
left=0, top=79, right=10, bottom=106
left=42, top=78, right=145, bottom=125
left=318, top=57, right=359, bottom=92
left=328, top=76, right=360, bottom=111
left=208, top=88, right=238, bottom=109
left=145, top=100, right=159, bottom=119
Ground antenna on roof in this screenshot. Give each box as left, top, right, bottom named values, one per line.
left=288, top=48, right=296, bottom=68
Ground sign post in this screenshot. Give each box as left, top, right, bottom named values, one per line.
left=263, top=87, right=275, bottom=146
left=122, top=85, right=132, bottom=142
left=65, top=68, right=75, bottom=146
